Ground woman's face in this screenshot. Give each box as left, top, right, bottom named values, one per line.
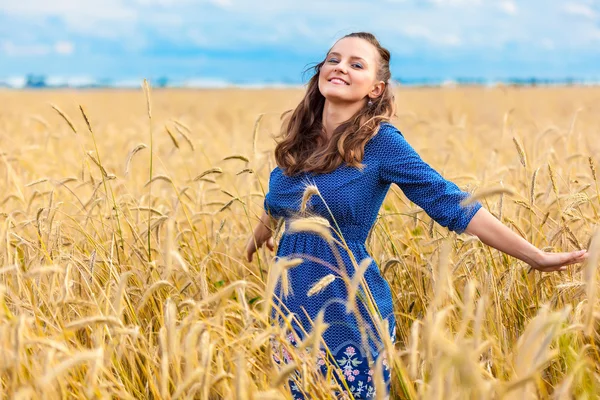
left=318, top=37, right=382, bottom=105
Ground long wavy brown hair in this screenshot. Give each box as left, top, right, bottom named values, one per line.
left=274, top=32, right=396, bottom=176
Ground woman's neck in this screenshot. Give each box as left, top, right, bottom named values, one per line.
left=321, top=99, right=364, bottom=139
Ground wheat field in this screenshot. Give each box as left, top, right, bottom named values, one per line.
left=0, top=85, right=599, bottom=399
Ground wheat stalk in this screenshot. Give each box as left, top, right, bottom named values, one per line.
left=584, top=228, right=600, bottom=336
left=288, top=216, right=333, bottom=242
left=512, top=136, right=527, bottom=168
left=461, top=187, right=514, bottom=206
left=307, top=274, right=336, bottom=297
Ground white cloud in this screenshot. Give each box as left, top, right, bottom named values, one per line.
left=54, top=41, right=74, bottom=55
left=0, top=0, right=137, bottom=39
left=133, top=0, right=230, bottom=7
left=428, top=0, right=482, bottom=5
left=183, top=78, right=231, bottom=88
left=0, top=0, right=136, bottom=21
left=5, top=77, right=26, bottom=88
left=45, top=76, right=95, bottom=86
left=111, top=79, right=148, bottom=88
left=590, top=28, right=600, bottom=41
left=0, top=0, right=598, bottom=68
left=498, top=1, right=517, bottom=15
left=186, top=28, right=211, bottom=46
left=133, top=0, right=195, bottom=5
left=402, top=25, right=462, bottom=46
left=540, top=38, right=555, bottom=49
left=1, top=40, right=75, bottom=57
left=1, top=41, right=51, bottom=56
left=563, top=2, right=598, bottom=19
left=208, top=0, right=233, bottom=7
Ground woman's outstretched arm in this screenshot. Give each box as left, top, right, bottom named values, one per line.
left=245, top=210, right=277, bottom=262
left=464, top=207, right=588, bottom=272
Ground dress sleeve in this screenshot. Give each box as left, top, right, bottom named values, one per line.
left=263, top=167, right=283, bottom=219
left=377, top=127, right=482, bottom=234
left=263, top=192, right=274, bottom=215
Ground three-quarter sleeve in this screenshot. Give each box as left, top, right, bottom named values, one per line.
left=377, top=126, right=481, bottom=234
left=263, top=191, right=275, bottom=216
left=263, top=167, right=284, bottom=219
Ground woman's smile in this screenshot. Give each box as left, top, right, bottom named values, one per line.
left=329, top=77, right=349, bottom=85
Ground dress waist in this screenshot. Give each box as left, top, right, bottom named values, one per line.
left=283, top=220, right=369, bottom=243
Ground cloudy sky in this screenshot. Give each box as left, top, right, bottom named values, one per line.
left=0, top=0, right=599, bottom=85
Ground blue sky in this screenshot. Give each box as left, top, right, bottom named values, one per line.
left=0, top=0, right=599, bottom=85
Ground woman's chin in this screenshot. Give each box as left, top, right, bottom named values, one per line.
left=322, top=93, right=355, bottom=104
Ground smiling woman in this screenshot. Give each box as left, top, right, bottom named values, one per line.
left=274, top=32, right=395, bottom=177
left=244, top=31, right=589, bottom=400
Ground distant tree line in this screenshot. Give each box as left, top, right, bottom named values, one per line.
left=26, top=74, right=47, bottom=88
left=0, top=74, right=591, bottom=89
left=12, top=74, right=171, bottom=88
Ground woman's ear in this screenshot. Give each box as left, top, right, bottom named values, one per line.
left=370, top=81, right=385, bottom=98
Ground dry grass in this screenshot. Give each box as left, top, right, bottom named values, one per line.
left=0, top=86, right=599, bottom=398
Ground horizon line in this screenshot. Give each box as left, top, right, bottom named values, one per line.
left=1, top=76, right=600, bottom=90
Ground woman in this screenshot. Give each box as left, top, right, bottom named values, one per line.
left=245, top=32, right=588, bottom=399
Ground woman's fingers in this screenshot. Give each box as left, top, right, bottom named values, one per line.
left=533, top=249, right=588, bottom=272
left=562, top=250, right=588, bottom=266
left=266, top=237, right=275, bottom=251
left=245, top=235, right=275, bottom=262
left=245, top=236, right=257, bottom=262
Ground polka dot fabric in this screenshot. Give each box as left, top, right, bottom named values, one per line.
left=264, top=122, right=482, bottom=399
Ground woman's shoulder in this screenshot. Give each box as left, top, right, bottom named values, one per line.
left=268, top=165, right=283, bottom=178
left=268, top=165, right=294, bottom=181
left=376, top=121, right=403, bottom=136
left=370, top=121, right=405, bottom=146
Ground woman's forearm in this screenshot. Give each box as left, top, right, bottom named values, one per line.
left=254, top=210, right=277, bottom=241
left=464, top=207, right=543, bottom=266
left=245, top=210, right=278, bottom=262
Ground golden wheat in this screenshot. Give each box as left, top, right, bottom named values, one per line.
left=0, top=86, right=598, bottom=399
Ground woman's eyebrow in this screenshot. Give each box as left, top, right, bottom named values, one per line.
left=327, top=52, right=368, bottom=65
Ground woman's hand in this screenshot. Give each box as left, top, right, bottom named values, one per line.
left=245, top=234, right=274, bottom=262
left=527, top=249, right=588, bottom=272
left=245, top=210, right=277, bottom=262
left=465, top=208, right=589, bottom=273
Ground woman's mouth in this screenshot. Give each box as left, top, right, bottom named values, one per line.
left=329, top=77, right=349, bottom=85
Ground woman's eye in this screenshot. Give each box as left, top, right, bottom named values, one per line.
left=326, top=58, right=362, bottom=68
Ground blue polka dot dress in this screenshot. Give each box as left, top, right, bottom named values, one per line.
left=264, top=122, right=482, bottom=399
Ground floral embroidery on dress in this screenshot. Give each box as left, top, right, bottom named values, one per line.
left=336, top=345, right=363, bottom=383
left=272, top=332, right=298, bottom=364
left=316, top=349, right=327, bottom=366
left=271, top=334, right=392, bottom=399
